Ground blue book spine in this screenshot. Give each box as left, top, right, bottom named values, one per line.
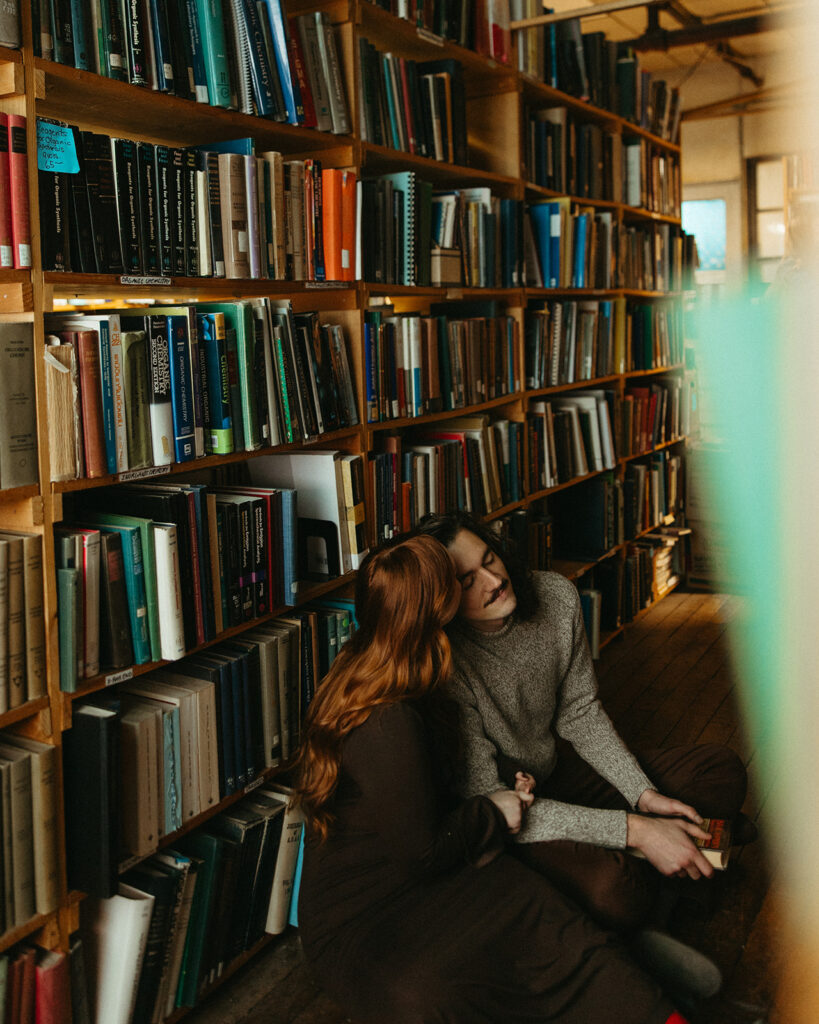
left=107, top=526, right=151, bottom=664
left=238, top=655, right=255, bottom=781
left=198, top=313, right=234, bottom=454
left=96, top=321, right=118, bottom=474
left=240, top=0, right=276, bottom=118
left=229, top=659, right=247, bottom=787
left=573, top=213, right=587, bottom=288
left=548, top=202, right=561, bottom=288
left=183, top=0, right=210, bottom=102
left=161, top=314, right=196, bottom=461
left=70, top=0, right=91, bottom=69
left=364, top=320, right=378, bottom=423
left=287, top=828, right=304, bottom=927
left=188, top=485, right=213, bottom=640
left=259, top=0, right=298, bottom=124
left=214, top=663, right=236, bottom=794
left=280, top=488, right=297, bottom=606
left=529, top=203, right=551, bottom=288
left=146, top=0, right=174, bottom=91
left=193, top=0, right=231, bottom=107
left=381, top=55, right=401, bottom=150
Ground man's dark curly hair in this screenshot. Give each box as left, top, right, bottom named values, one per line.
left=414, top=511, right=540, bottom=621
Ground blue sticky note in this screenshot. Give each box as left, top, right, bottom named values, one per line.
left=36, top=121, right=80, bottom=174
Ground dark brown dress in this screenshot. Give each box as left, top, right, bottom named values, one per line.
left=298, top=700, right=676, bottom=1024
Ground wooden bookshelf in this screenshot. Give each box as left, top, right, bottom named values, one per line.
left=0, top=1, right=690, bottom=1016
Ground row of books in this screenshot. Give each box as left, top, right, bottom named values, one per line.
left=370, top=415, right=522, bottom=539
left=0, top=732, right=60, bottom=935
left=357, top=43, right=467, bottom=166
left=43, top=300, right=358, bottom=483
left=512, top=3, right=681, bottom=143
left=526, top=298, right=626, bottom=389
left=526, top=199, right=688, bottom=293
left=56, top=454, right=367, bottom=688
left=528, top=389, right=617, bottom=492
left=63, top=618, right=346, bottom=901
left=0, top=114, right=31, bottom=270
left=624, top=453, right=684, bottom=538
left=619, top=381, right=685, bottom=459
left=368, top=0, right=512, bottom=63
left=0, top=532, right=46, bottom=716
left=492, top=506, right=553, bottom=573
left=626, top=302, right=685, bottom=371
left=75, top=776, right=304, bottom=1023
left=39, top=125, right=357, bottom=281
left=364, top=308, right=520, bottom=424
left=35, top=0, right=350, bottom=132
left=525, top=108, right=681, bottom=217
left=0, top=943, right=71, bottom=1023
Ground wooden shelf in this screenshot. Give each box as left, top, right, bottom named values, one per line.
left=624, top=362, right=685, bottom=377
left=360, top=142, right=521, bottom=192
left=0, top=911, right=57, bottom=955
left=367, top=391, right=522, bottom=433
left=34, top=58, right=355, bottom=154
left=622, top=205, right=681, bottom=226
left=0, top=696, right=50, bottom=730
left=618, top=436, right=687, bottom=464
left=52, top=425, right=362, bottom=496
left=65, top=574, right=357, bottom=704
left=0, top=483, right=39, bottom=503
left=525, top=373, right=621, bottom=398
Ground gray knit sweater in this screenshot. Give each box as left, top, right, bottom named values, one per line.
left=445, top=571, right=654, bottom=849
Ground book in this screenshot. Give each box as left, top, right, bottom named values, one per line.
left=0, top=744, right=35, bottom=926
left=0, top=324, right=38, bottom=489
left=263, top=784, right=304, bottom=934
left=82, top=881, right=154, bottom=1024
left=34, top=948, right=70, bottom=1024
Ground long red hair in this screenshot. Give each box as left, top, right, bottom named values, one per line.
left=294, top=534, right=458, bottom=840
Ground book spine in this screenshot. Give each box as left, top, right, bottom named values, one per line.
left=121, top=326, right=153, bottom=470
left=74, top=330, right=108, bottom=478
left=194, top=0, right=231, bottom=107
left=136, top=141, right=160, bottom=275
left=123, top=0, right=149, bottom=84
left=7, top=116, right=31, bottom=269
left=171, top=148, right=186, bottom=276
left=152, top=524, right=186, bottom=659
left=107, top=316, right=129, bottom=474
left=113, top=137, right=143, bottom=274
left=0, top=114, right=12, bottom=268
left=147, top=319, right=175, bottom=466
left=162, top=315, right=196, bottom=461
left=0, top=324, right=38, bottom=489
left=200, top=313, right=234, bottom=454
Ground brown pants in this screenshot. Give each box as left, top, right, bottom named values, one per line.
left=503, top=741, right=748, bottom=932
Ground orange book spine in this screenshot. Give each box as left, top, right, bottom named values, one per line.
left=321, top=168, right=343, bottom=282
left=7, top=114, right=31, bottom=269
left=74, top=330, right=108, bottom=478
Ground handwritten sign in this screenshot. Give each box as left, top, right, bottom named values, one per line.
left=36, top=121, right=80, bottom=174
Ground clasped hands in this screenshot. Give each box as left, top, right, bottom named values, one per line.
left=489, top=771, right=536, bottom=834
left=628, top=789, right=715, bottom=881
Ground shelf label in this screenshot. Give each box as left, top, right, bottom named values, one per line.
left=119, top=275, right=173, bottom=286
left=416, top=26, right=444, bottom=46
left=305, top=281, right=348, bottom=290
left=37, top=121, right=80, bottom=174
left=105, top=667, right=134, bottom=687
left=118, top=465, right=172, bottom=482
left=245, top=775, right=267, bottom=794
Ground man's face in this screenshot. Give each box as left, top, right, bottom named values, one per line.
left=447, top=529, right=517, bottom=631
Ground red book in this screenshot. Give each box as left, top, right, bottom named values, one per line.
left=340, top=169, right=356, bottom=282
left=398, top=58, right=416, bottom=155
left=286, top=17, right=317, bottom=128
left=7, top=113, right=31, bottom=269
left=0, top=112, right=13, bottom=267
left=61, top=330, right=107, bottom=479
left=35, top=949, right=70, bottom=1024
left=321, top=168, right=343, bottom=282
left=18, top=944, right=38, bottom=1024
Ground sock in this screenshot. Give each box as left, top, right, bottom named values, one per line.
left=665, top=1014, right=690, bottom=1024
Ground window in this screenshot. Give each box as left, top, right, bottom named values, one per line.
left=747, top=156, right=786, bottom=286
left=682, top=198, right=727, bottom=274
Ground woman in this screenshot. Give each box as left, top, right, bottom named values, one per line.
left=294, top=535, right=689, bottom=1024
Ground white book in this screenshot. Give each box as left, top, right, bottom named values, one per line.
left=87, top=882, right=154, bottom=1024
left=554, top=396, right=604, bottom=472
left=107, top=315, right=129, bottom=473
left=195, top=169, right=212, bottom=277
left=263, top=786, right=305, bottom=935
left=151, top=523, right=185, bottom=661
left=244, top=155, right=262, bottom=279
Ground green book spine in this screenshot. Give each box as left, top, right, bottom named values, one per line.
left=174, top=832, right=224, bottom=1007
left=121, top=328, right=153, bottom=469
left=102, top=525, right=151, bottom=665
left=193, top=0, right=231, bottom=107
left=57, top=567, right=79, bottom=693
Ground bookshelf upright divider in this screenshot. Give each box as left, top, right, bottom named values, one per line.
left=0, top=1, right=688, bottom=1015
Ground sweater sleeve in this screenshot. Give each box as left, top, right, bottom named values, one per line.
left=551, top=584, right=655, bottom=818
left=343, top=703, right=507, bottom=873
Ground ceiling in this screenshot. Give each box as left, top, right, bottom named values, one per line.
left=534, top=0, right=800, bottom=73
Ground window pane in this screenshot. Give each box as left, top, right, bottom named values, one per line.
left=682, top=199, right=726, bottom=271
left=756, top=159, right=784, bottom=210
left=756, top=210, right=786, bottom=259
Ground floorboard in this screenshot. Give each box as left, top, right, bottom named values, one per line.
left=182, top=590, right=779, bottom=1024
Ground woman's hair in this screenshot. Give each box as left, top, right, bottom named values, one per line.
left=294, top=534, right=459, bottom=841
left=415, top=511, right=539, bottom=621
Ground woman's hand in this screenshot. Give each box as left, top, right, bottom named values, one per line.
left=488, top=788, right=534, bottom=834
left=637, top=788, right=702, bottom=825
left=514, top=770, right=536, bottom=796
left=627, top=813, right=715, bottom=879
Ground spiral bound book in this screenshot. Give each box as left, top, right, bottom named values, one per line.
left=381, top=171, right=417, bottom=287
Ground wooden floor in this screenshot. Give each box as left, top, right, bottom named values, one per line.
left=183, top=590, right=781, bottom=1024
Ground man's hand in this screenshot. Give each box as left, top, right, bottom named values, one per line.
left=627, top=813, right=715, bottom=880
left=637, top=788, right=703, bottom=825
left=488, top=788, right=534, bottom=834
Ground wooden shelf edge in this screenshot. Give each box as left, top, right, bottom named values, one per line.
left=0, top=911, right=57, bottom=954
left=0, top=696, right=50, bottom=730
left=618, top=436, right=687, bottom=464
left=52, top=427, right=363, bottom=495
left=367, top=391, right=522, bottom=432
left=0, top=483, right=40, bottom=503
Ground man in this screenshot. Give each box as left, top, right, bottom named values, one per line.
left=418, top=511, right=751, bottom=933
